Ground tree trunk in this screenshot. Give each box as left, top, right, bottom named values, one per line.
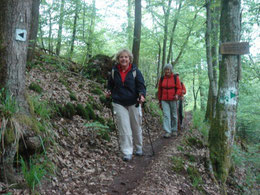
left=172, top=10, right=200, bottom=68
left=167, top=0, right=182, bottom=64
left=85, top=0, right=96, bottom=63
left=56, top=0, right=65, bottom=56
left=198, top=62, right=206, bottom=111
left=209, top=0, right=241, bottom=187
left=27, top=0, right=40, bottom=62
left=127, top=0, right=133, bottom=50
left=161, top=0, right=172, bottom=70
left=69, top=0, right=79, bottom=59
left=132, top=0, right=142, bottom=67
left=0, top=0, right=32, bottom=183
left=205, top=0, right=219, bottom=121
left=155, top=41, right=161, bottom=88
left=48, top=6, right=53, bottom=53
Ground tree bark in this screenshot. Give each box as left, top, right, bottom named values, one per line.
left=127, top=0, right=133, bottom=50
left=56, top=0, right=65, bottom=56
left=27, top=0, right=40, bottom=62
left=209, top=0, right=241, bottom=187
left=161, top=0, right=172, bottom=70
left=132, top=0, right=142, bottom=67
left=70, top=0, right=79, bottom=59
left=48, top=3, right=53, bottom=53
left=0, top=0, right=33, bottom=183
left=205, top=0, right=220, bottom=121
left=167, top=0, right=182, bottom=64
left=85, top=0, right=96, bottom=63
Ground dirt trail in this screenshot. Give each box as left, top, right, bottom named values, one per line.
left=107, top=112, right=193, bottom=195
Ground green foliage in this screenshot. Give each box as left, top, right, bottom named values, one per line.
left=29, top=82, right=43, bottom=94
left=0, top=89, right=18, bottom=118
left=58, top=77, right=69, bottom=88
left=69, top=92, right=77, bottom=101
left=21, top=156, right=47, bottom=192
left=172, top=156, right=185, bottom=173
left=232, top=143, right=260, bottom=192
left=85, top=103, right=95, bottom=120
left=99, top=95, right=111, bottom=108
left=184, top=153, right=196, bottom=162
left=90, top=87, right=103, bottom=95
left=75, top=104, right=89, bottom=119
left=185, top=136, right=204, bottom=149
left=28, top=96, right=51, bottom=120
left=145, top=98, right=162, bottom=118
left=85, top=121, right=110, bottom=141
left=96, top=115, right=106, bottom=125
left=187, top=165, right=203, bottom=189
left=106, top=118, right=115, bottom=131
left=177, top=145, right=184, bottom=152
left=192, top=109, right=209, bottom=140
left=61, top=103, right=76, bottom=119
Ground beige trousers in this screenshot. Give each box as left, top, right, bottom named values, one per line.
left=112, top=103, right=143, bottom=156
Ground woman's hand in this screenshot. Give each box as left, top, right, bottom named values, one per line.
left=105, top=90, right=111, bottom=98
left=140, top=95, right=145, bottom=103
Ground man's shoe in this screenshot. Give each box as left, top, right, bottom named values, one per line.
left=163, top=132, right=171, bottom=138
left=135, top=149, right=143, bottom=156
left=123, top=154, right=132, bottom=161
left=172, top=131, right=178, bottom=137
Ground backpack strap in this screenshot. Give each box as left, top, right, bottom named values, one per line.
left=112, top=69, right=115, bottom=80
left=133, top=70, right=136, bottom=78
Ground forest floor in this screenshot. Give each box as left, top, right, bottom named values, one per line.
left=0, top=57, right=247, bottom=195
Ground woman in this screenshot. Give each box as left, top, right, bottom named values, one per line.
left=179, top=81, right=186, bottom=126
left=106, top=49, right=146, bottom=161
left=158, top=64, right=182, bottom=138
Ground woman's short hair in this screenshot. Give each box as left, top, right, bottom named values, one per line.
left=115, top=49, right=133, bottom=64
left=163, top=64, right=173, bottom=71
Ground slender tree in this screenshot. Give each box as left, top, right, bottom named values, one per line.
left=132, top=0, right=142, bottom=66
left=167, top=0, right=182, bottom=64
left=85, top=0, right=96, bottom=62
left=161, top=0, right=173, bottom=68
left=205, top=0, right=220, bottom=121
left=56, top=0, right=65, bottom=56
left=27, top=0, right=40, bottom=62
left=69, top=0, right=79, bottom=59
left=127, top=0, right=134, bottom=50
left=209, top=0, right=241, bottom=191
left=48, top=2, right=53, bottom=53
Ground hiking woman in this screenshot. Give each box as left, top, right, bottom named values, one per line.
left=179, top=81, right=186, bottom=126
left=158, top=64, right=182, bottom=138
left=106, top=49, right=146, bottom=161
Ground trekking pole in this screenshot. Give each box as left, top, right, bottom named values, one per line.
left=108, top=98, right=120, bottom=153
left=136, top=101, right=155, bottom=156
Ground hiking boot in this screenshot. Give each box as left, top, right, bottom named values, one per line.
left=123, top=154, right=132, bottom=162
left=163, top=132, right=171, bottom=138
left=172, top=131, right=178, bottom=137
left=135, top=149, right=143, bottom=156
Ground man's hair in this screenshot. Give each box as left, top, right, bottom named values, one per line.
left=115, top=49, right=133, bottom=64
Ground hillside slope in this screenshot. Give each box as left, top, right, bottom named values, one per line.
left=1, top=55, right=245, bottom=195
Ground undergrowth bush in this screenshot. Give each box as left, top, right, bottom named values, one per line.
left=85, top=121, right=110, bottom=141
left=192, top=110, right=209, bottom=141
left=21, top=156, right=47, bottom=193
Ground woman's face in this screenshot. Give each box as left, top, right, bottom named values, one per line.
left=164, top=68, right=171, bottom=76
left=119, top=52, right=130, bottom=68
